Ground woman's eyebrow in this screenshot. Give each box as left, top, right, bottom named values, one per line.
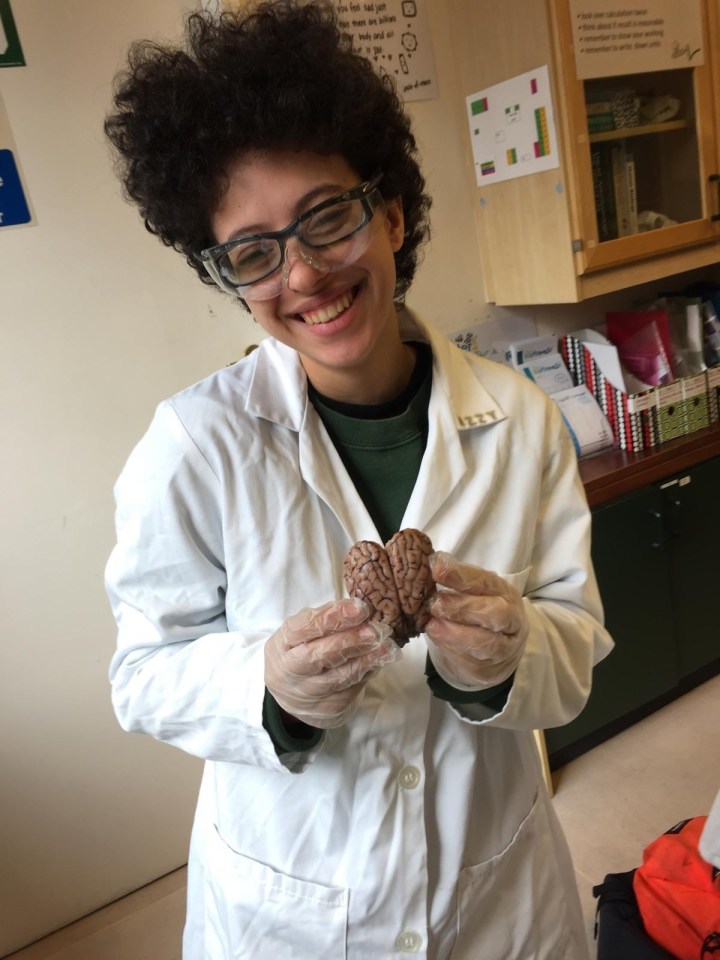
left=227, top=182, right=348, bottom=241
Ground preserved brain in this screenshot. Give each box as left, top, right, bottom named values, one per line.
left=343, top=529, right=435, bottom=646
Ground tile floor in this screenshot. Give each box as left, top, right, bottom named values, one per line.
left=553, top=672, right=720, bottom=952
left=7, top=673, right=720, bottom=960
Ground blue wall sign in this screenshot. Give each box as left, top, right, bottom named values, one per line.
left=0, top=149, right=31, bottom=226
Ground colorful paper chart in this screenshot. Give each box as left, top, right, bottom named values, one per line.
left=466, top=65, right=559, bottom=185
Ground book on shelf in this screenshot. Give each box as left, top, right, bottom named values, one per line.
left=588, top=113, right=615, bottom=133
left=590, top=143, right=618, bottom=242
left=586, top=99, right=614, bottom=117
left=611, top=143, right=638, bottom=237
left=624, top=150, right=638, bottom=235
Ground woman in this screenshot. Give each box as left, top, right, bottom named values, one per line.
left=104, top=3, right=613, bottom=957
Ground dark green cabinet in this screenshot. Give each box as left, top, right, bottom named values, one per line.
left=545, top=456, right=720, bottom=764
left=663, top=457, right=720, bottom=678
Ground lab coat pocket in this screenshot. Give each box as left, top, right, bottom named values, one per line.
left=203, top=824, right=349, bottom=960
left=450, top=793, right=571, bottom=960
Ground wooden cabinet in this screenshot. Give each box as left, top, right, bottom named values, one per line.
left=544, top=439, right=720, bottom=767
left=449, top=0, right=720, bottom=304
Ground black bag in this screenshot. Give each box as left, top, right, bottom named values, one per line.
left=593, top=869, right=677, bottom=959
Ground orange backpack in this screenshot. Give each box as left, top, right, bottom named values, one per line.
left=633, top=817, right=720, bottom=959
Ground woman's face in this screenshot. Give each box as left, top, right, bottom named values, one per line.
left=210, top=151, right=407, bottom=401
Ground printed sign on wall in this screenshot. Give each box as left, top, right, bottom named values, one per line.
left=0, top=150, right=30, bottom=226
left=569, top=0, right=703, bottom=80
left=0, top=0, right=25, bottom=68
left=0, top=94, right=33, bottom=228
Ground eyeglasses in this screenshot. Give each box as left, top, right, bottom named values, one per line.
left=198, top=174, right=384, bottom=300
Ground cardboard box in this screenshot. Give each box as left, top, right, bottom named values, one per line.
left=706, top=366, right=720, bottom=422
left=682, top=374, right=711, bottom=435
left=655, top=380, right=686, bottom=443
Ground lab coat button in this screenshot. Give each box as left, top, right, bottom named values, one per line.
left=396, top=929, right=422, bottom=952
left=398, top=765, right=421, bottom=789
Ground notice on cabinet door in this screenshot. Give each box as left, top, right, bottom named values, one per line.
left=569, top=0, right=703, bottom=80
left=465, top=65, right=559, bottom=186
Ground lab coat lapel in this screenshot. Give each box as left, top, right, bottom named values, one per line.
left=401, top=321, right=507, bottom=544
left=297, top=411, right=379, bottom=544
left=245, top=337, right=378, bottom=544
left=400, top=377, right=467, bottom=534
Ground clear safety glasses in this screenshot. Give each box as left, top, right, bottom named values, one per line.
left=198, top=174, right=384, bottom=301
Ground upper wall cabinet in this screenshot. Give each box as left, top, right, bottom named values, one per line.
left=449, top=0, right=720, bottom=305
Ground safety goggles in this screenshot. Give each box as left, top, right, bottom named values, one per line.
left=198, top=174, right=384, bottom=301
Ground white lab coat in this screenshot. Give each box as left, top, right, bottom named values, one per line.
left=106, top=310, right=613, bottom=960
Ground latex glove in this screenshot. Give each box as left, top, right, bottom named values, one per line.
left=265, top=598, right=399, bottom=729
left=425, top=552, right=529, bottom=691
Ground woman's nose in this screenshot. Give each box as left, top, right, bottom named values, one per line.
left=282, top=239, right=330, bottom=289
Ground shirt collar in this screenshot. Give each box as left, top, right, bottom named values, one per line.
left=245, top=307, right=507, bottom=432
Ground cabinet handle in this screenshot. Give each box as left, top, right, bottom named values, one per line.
left=710, top=174, right=720, bottom=221
left=650, top=508, right=664, bottom=549
left=667, top=496, right=682, bottom=537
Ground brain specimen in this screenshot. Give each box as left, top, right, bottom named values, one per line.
left=343, top=529, right=435, bottom=646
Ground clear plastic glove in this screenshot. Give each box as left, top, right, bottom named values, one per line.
left=264, top=597, right=400, bottom=729
left=425, top=552, right=529, bottom=691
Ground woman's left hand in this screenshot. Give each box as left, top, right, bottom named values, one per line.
left=425, top=552, right=529, bottom=691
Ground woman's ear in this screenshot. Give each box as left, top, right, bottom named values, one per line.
left=384, top=196, right=405, bottom=252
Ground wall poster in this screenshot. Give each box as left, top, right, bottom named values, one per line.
left=465, top=65, right=560, bottom=186
left=211, top=0, right=437, bottom=101
left=332, top=0, right=438, bottom=101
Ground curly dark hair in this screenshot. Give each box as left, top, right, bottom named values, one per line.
left=104, top=0, right=431, bottom=301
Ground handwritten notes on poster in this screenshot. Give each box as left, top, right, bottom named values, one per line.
left=333, top=0, right=437, bottom=101
left=466, top=65, right=559, bottom=186
left=569, top=0, right=703, bottom=79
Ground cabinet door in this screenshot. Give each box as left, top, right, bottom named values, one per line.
left=544, top=484, right=678, bottom=756
left=663, top=457, right=720, bottom=676
left=450, top=0, right=720, bottom=305
left=551, top=0, right=720, bottom=276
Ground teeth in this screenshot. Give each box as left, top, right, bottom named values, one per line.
left=301, top=290, right=354, bottom=325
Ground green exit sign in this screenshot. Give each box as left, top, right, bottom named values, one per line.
left=0, top=1, right=25, bottom=68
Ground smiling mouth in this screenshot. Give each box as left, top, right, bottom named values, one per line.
left=299, top=287, right=357, bottom=325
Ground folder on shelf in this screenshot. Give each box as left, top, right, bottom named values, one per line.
left=552, top=385, right=615, bottom=458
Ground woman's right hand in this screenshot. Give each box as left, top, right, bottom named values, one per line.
left=264, top=598, right=400, bottom=729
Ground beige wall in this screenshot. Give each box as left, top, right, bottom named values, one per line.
left=0, top=1, right=258, bottom=953
left=403, top=1, right=489, bottom=329
left=1, top=0, right=718, bottom=954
